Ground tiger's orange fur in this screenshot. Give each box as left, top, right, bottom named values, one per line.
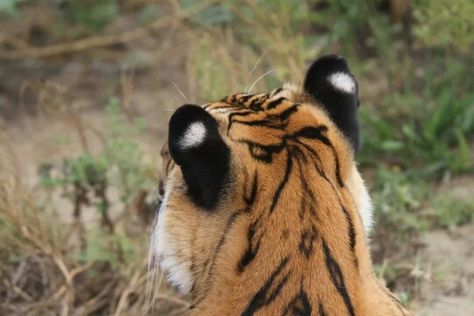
left=153, top=60, right=409, bottom=315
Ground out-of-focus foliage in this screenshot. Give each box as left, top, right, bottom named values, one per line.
left=62, top=0, right=119, bottom=32
left=360, top=70, right=474, bottom=176
left=413, top=0, right=474, bottom=52
left=0, top=0, right=21, bottom=16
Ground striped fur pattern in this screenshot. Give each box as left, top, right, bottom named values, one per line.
left=152, top=58, right=409, bottom=315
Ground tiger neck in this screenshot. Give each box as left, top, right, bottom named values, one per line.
left=190, top=207, right=376, bottom=316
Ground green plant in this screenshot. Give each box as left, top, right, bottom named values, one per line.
left=370, top=168, right=429, bottom=302
left=38, top=98, right=155, bottom=234
left=77, top=228, right=140, bottom=269
left=371, top=168, right=429, bottom=245
left=413, top=0, right=474, bottom=52
left=103, top=98, right=152, bottom=203
left=429, top=194, right=474, bottom=229
left=62, top=0, right=119, bottom=32
left=181, top=0, right=233, bottom=27
left=0, top=0, right=23, bottom=17
left=359, top=68, right=474, bottom=176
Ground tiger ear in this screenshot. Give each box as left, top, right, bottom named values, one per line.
left=303, top=55, right=360, bottom=152
left=168, top=104, right=230, bottom=209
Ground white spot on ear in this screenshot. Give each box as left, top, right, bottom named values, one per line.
left=328, top=72, right=356, bottom=94
left=178, top=121, right=207, bottom=150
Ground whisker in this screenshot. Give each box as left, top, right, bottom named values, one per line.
left=245, top=69, right=277, bottom=94
left=145, top=209, right=164, bottom=313
left=170, top=81, right=190, bottom=103
left=248, top=52, right=267, bottom=77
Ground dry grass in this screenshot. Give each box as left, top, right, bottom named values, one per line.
left=0, top=107, right=189, bottom=315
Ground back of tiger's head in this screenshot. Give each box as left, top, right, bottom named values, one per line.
left=151, top=55, right=407, bottom=316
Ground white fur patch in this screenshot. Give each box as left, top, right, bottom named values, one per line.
left=178, top=121, right=207, bottom=150
left=151, top=178, right=194, bottom=294
left=347, top=167, right=373, bottom=234
left=277, top=82, right=300, bottom=99
left=358, top=182, right=373, bottom=233
left=328, top=72, right=356, bottom=94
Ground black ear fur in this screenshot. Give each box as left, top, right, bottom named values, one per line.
left=303, top=55, right=360, bottom=151
left=168, top=104, right=230, bottom=209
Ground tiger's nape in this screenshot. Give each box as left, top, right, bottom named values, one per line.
left=152, top=55, right=409, bottom=315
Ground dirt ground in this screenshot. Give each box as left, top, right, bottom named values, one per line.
left=415, top=224, right=474, bottom=315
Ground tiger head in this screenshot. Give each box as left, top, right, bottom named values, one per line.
left=151, top=56, right=405, bottom=315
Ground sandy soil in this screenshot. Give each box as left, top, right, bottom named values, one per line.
left=416, top=224, right=474, bottom=315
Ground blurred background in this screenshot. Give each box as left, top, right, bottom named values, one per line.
left=0, top=0, right=473, bottom=315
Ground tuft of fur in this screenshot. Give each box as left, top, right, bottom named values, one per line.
left=178, top=121, right=207, bottom=150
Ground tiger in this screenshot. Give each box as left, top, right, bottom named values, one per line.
left=151, top=55, right=409, bottom=315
